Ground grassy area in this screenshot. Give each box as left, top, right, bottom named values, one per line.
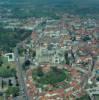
left=0, top=65, right=16, bottom=78
left=1, top=56, right=8, bottom=64
left=32, top=67, right=70, bottom=85
left=0, top=96, right=3, bottom=100
left=0, top=55, right=16, bottom=78
left=6, top=86, right=19, bottom=97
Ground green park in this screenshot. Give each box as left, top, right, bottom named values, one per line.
left=32, top=67, right=71, bottom=86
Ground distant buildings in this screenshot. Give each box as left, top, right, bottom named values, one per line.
left=13, top=15, right=99, bottom=100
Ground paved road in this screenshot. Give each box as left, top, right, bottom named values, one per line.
left=14, top=20, right=46, bottom=100
left=14, top=46, right=29, bottom=100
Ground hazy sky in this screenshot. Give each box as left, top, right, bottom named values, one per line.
left=0, top=0, right=99, bottom=7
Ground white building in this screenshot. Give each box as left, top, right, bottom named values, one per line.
left=4, top=53, right=15, bottom=62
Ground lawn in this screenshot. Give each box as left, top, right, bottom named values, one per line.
left=0, top=55, right=16, bottom=78
left=0, top=65, right=16, bottom=78
left=32, top=67, right=70, bottom=85
left=0, top=96, right=3, bottom=100
left=1, top=56, right=8, bottom=64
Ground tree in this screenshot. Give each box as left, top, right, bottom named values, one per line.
left=37, top=67, right=44, bottom=77
left=11, top=68, right=16, bottom=76
left=22, top=60, right=30, bottom=70
left=32, top=50, right=36, bottom=58
left=6, top=86, right=19, bottom=97
left=0, top=56, right=3, bottom=66
left=8, top=80, right=13, bottom=86
left=82, top=35, right=91, bottom=41
left=18, top=48, right=25, bottom=56
left=1, top=80, right=4, bottom=89
left=64, top=51, right=70, bottom=65
left=24, top=60, right=31, bottom=66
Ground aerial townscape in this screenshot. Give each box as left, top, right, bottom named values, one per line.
left=0, top=0, right=99, bottom=100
